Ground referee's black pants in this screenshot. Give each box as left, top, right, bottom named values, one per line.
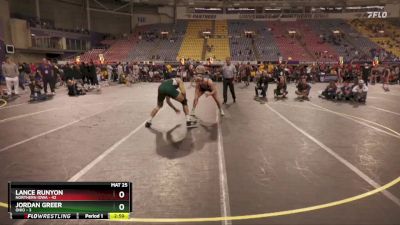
left=223, top=78, right=236, bottom=103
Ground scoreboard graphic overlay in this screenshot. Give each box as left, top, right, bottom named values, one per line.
left=8, top=182, right=132, bottom=220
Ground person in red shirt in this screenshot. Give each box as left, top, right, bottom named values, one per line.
left=30, top=63, right=37, bottom=75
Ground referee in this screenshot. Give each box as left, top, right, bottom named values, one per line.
left=222, top=57, right=237, bottom=104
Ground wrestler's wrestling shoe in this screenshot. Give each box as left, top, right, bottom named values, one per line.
left=186, top=119, right=197, bottom=128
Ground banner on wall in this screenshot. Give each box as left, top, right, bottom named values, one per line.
left=177, top=11, right=398, bottom=20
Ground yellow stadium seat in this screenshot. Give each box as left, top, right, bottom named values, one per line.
left=178, top=20, right=212, bottom=60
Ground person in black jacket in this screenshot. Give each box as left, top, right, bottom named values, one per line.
left=361, top=63, right=371, bottom=86
left=255, top=71, right=269, bottom=99
left=64, top=63, right=76, bottom=96
left=80, top=62, right=89, bottom=85
left=65, top=63, right=85, bottom=96
left=88, top=61, right=99, bottom=89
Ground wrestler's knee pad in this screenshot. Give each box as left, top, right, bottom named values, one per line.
left=181, top=98, right=188, bottom=106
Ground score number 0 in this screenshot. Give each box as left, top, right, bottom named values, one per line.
left=118, top=191, right=126, bottom=211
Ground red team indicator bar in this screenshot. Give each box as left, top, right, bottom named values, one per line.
left=8, top=182, right=132, bottom=220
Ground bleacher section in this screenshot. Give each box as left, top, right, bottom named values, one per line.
left=268, top=21, right=314, bottom=62
left=228, top=20, right=280, bottom=61
left=80, top=49, right=105, bottom=62
left=75, top=19, right=399, bottom=63
left=331, top=20, right=379, bottom=58
left=228, top=20, right=256, bottom=61
left=103, top=34, right=138, bottom=63
left=205, top=38, right=230, bottom=60
left=178, top=20, right=212, bottom=60
left=307, top=19, right=358, bottom=61
left=371, top=37, right=400, bottom=57
left=214, top=20, right=228, bottom=37
left=350, top=19, right=400, bottom=57
left=290, top=21, right=338, bottom=62
left=126, top=21, right=187, bottom=61
left=205, top=20, right=230, bottom=60
left=254, top=21, right=281, bottom=62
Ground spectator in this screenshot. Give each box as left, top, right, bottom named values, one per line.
left=319, top=81, right=337, bottom=100
left=88, top=61, right=99, bottom=89
left=274, top=74, right=288, bottom=98
left=337, top=81, right=352, bottom=101
left=18, top=62, right=26, bottom=91
left=106, top=64, right=113, bottom=81
left=352, top=80, right=368, bottom=103
left=132, top=62, right=139, bottom=78
left=255, top=70, right=269, bottom=99
left=244, top=62, right=251, bottom=86
left=117, top=63, right=123, bottom=82
left=38, top=58, right=56, bottom=95
left=64, top=63, right=77, bottom=96
left=2, top=57, right=19, bottom=96
left=30, top=63, right=37, bottom=76
left=28, top=69, right=44, bottom=100
left=383, top=66, right=391, bottom=91
left=295, top=78, right=311, bottom=101
left=66, top=64, right=86, bottom=96
left=80, top=62, right=89, bottom=85
left=361, top=63, right=371, bottom=86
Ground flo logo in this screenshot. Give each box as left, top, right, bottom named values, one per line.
left=367, top=11, right=388, bottom=18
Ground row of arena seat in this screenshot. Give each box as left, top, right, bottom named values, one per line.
left=268, top=21, right=314, bottom=62
left=228, top=20, right=280, bottom=61
left=350, top=19, right=400, bottom=57
left=103, top=33, right=139, bottom=63
left=178, top=20, right=212, bottom=60
left=205, top=38, right=231, bottom=60
left=306, top=19, right=359, bottom=61
left=126, top=21, right=188, bottom=61
left=205, top=20, right=231, bottom=60
left=228, top=20, right=257, bottom=61
left=334, top=20, right=380, bottom=58
left=79, top=49, right=105, bottom=62
left=290, top=20, right=339, bottom=62
left=254, top=21, right=282, bottom=62
left=76, top=19, right=398, bottom=63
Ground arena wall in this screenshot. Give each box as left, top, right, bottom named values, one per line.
left=13, top=51, right=45, bottom=63
left=0, top=0, right=12, bottom=43
left=8, top=0, right=171, bottom=35
left=10, top=19, right=30, bottom=49
left=90, top=11, right=131, bottom=35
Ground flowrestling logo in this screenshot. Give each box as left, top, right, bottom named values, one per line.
left=366, top=11, right=388, bottom=18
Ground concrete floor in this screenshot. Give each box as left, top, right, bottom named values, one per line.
left=0, top=82, right=399, bottom=225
